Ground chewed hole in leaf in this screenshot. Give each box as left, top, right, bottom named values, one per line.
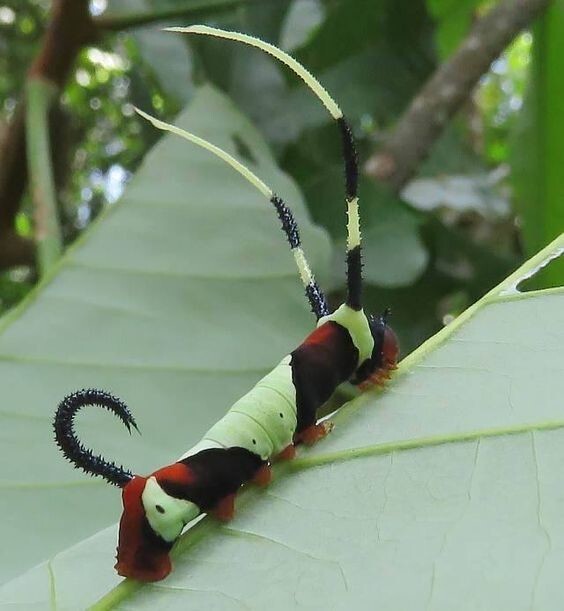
left=517, top=248, right=564, bottom=292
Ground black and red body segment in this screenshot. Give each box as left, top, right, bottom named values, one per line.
left=115, top=448, right=263, bottom=581
left=173, top=447, right=263, bottom=510
left=116, top=475, right=174, bottom=582
left=291, top=321, right=358, bottom=434
left=351, top=315, right=399, bottom=387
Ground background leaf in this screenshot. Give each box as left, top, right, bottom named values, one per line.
left=0, top=85, right=330, bottom=585
left=426, top=0, right=480, bottom=58
left=104, top=0, right=195, bottom=106
left=511, top=0, right=564, bottom=288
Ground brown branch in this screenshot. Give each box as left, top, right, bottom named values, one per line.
left=365, top=0, right=551, bottom=192
left=28, top=0, right=97, bottom=85
left=0, top=105, right=27, bottom=235
left=0, top=232, right=35, bottom=271
left=95, top=0, right=252, bottom=31
left=0, top=0, right=250, bottom=271
left=0, top=0, right=97, bottom=269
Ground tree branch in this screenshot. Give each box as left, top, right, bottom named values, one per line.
left=0, top=105, right=27, bottom=236
left=26, top=78, right=63, bottom=275
left=0, top=0, right=96, bottom=269
left=0, top=232, right=35, bottom=271
left=0, top=0, right=256, bottom=271
left=365, top=0, right=551, bottom=192
left=95, top=0, right=252, bottom=31
left=27, top=0, right=97, bottom=86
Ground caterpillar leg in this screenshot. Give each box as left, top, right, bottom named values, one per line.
left=275, top=444, right=296, bottom=461
left=209, top=493, right=236, bottom=522
left=251, top=463, right=272, bottom=487
left=295, top=420, right=334, bottom=446
left=358, top=361, right=398, bottom=391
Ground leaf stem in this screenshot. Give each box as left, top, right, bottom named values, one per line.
left=89, top=578, right=140, bottom=611
left=25, top=77, right=63, bottom=276
left=289, top=419, right=564, bottom=471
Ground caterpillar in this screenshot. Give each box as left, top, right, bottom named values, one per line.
left=53, top=26, right=399, bottom=583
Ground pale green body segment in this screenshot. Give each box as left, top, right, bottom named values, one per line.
left=319, top=304, right=374, bottom=364
left=180, top=310, right=373, bottom=462
left=143, top=360, right=296, bottom=541
left=181, top=356, right=296, bottom=461
left=142, top=476, right=201, bottom=542
left=143, top=315, right=370, bottom=542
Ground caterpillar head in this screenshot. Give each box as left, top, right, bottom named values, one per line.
left=352, top=310, right=399, bottom=387
left=115, top=464, right=200, bottom=582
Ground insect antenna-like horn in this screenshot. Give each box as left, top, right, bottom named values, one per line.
left=53, top=389, right=138, bottom=487
left=135, top=107, right=329, bottom=320
left=168, top=25, right=362, bottom=310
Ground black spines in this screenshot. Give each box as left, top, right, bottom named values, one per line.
left=337, top=117, right=363, bottom=310
left=271, top=195, right=300, bottom=249
left=337, top=116, right=358, bottom=201
left=306, top=282, right=329, bottom=318
left=53, top=389, right=137, bottom=487
left=291, top=321, right=358, bottom=433
left=270, top=193, right=330, bottom=320
left=346, top=245, right=362, bottom=311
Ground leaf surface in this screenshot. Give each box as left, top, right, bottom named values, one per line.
left=2, top=224, right=563, bottom=608
left=0, top=85, right=330, bottom=585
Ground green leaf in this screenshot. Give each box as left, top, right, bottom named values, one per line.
left=294, top=0, right=386, bottom=72
left=2, top=228, right=563, bottom=606
left=105, top=0, right=194, bottom=105
left=295, top=0, right=432, bottom=76
left=511, top=2, right=564, bottom=287
left=279, top=0, right=324, bottom=52
left=0, top=85, right=330, bottom=585
left=350, top=183, right=428, bottom=289
left=426, top=0, right=479, bottom=58
left=361, top=220, right=428, bottom=288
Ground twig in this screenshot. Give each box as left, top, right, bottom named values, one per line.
left=0, top=102, right=35, bottom=269
left=95, top=0, right=252, bottom=31
left=0, top=0, right=96, bottom=270
left=25, top=78, right=63, bottom=275
left=365, top=0, right=551, bottom=192
left=0, top=232, right=35, bottom=271
left=0, top=0, right=252, bottom=271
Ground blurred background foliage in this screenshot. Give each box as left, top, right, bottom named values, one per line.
left=1, top=0, right=562, bottom=355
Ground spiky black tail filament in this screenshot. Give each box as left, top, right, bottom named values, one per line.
left=135, top=107, right=329, bottom=320
left=337, top=117, right=362, bottom=310
left=53, top=389, right=137, bottom=487
left=167, top=26, right=364, bottom=311
left=271, top=195, right=329, bottom=318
